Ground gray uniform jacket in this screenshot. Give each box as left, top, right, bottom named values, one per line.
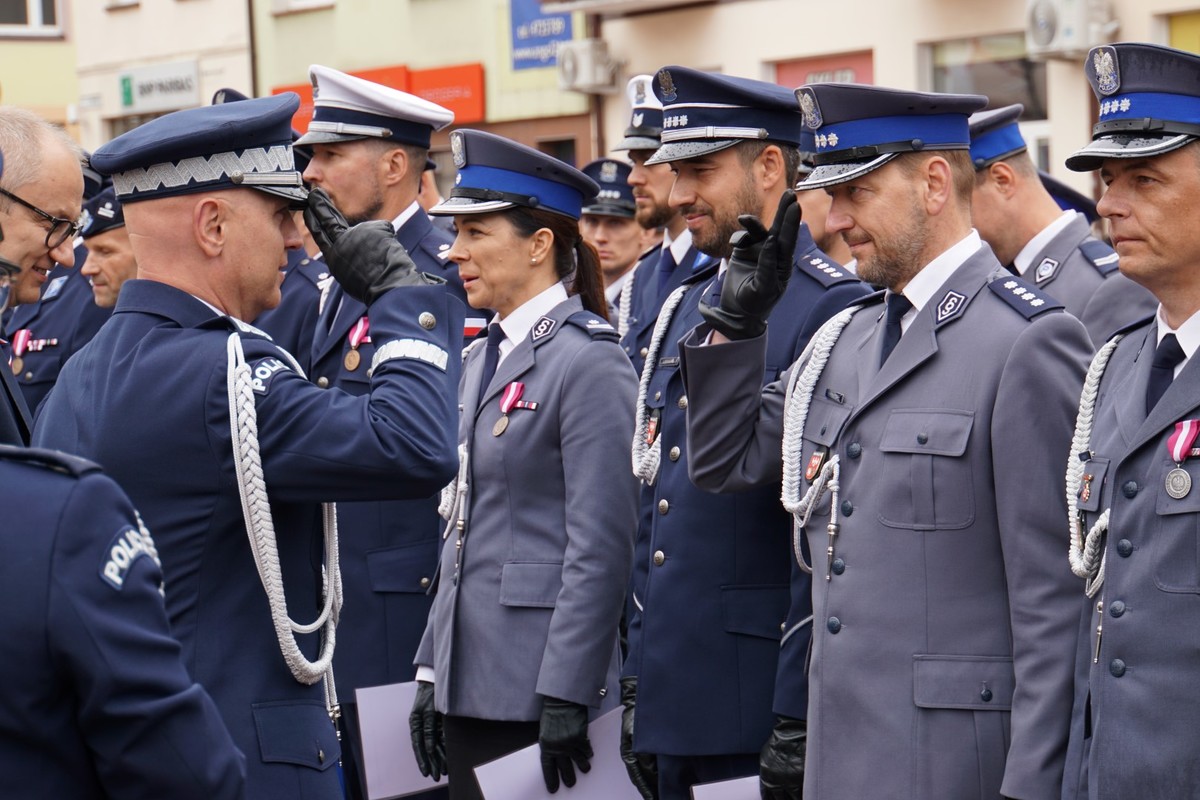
left=1061, top=317, right=1200, bottom=800
left=680, top=247, right=1091, bottom=800
left=1024, top=213, right=1156, bottom=344
left=416, top=295, right=638, bottom=721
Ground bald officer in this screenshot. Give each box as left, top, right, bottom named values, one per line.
left=0, top=445, right=245, bottom=799
left=34, top=94, right=463, bottom=800
left=1060, top=42, right=1200, bottom=800
left=968, top=103, right=1156, bottom=343
left=681, top=84, right=1090, bottom=800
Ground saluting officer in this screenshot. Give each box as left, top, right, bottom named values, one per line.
left=612, top=74, right=715, bottom=375
left=33, top=94, right=463, bottom=800
left=579, top=158, right=656, bottom=317
left=1059, top=42, right=1200, bottom=800
left=681, top=84, right=1091, bottom=800
left=619, top=67, right=868, bottom=800
left=968, top=103, right=1156, bottom=343
left=0, top=445, right=245, bottom=799
left=410, top=129, right=637, bottom=800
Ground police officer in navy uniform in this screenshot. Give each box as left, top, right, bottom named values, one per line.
left=579, top=158, right=655, bottom=317
left=618, top=67, right=868, bottom=800
left=0, top=107, right=85, bottom=444
left=0, top=445, right=246, bottom=799
left=968, top=103, right=1156, bottom=344
left=613, top=74, right=715, bottom=377
left=1060, top=42, right=1200, bottom=800
left=410, top=129, right=637, bottom=800
left=34, top=93, right=464, bottom=800
left=680, top=83, right=1091, bottom=800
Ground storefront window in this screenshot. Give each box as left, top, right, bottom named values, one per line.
left=929, top=33, right=1047, bottom=120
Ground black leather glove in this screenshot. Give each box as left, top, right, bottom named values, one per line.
left=700, top=190, right=800, bottom=340
left=759, top=715, right=806, bottom=800
left=539, top=695, right=593, bottom=793
left=303, top=187, right=442, bottom=304
left=619, top=677, right=658, bottom=799
left=408, top=681, right=446, bottom=782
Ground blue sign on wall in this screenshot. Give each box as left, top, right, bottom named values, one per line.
left=510, top=0, right=573, bottom=71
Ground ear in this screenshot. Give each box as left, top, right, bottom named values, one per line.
left=382, top=146, right=410, bottom=188
left=984, top=161, right=1018, bottom=198
left=194, top=196, right=226, bottom=257
left=923, top=156, right=955, bottom=216
left=757, top=144, right=786, bottom=193
left=528, top=227, right=554, bottom=265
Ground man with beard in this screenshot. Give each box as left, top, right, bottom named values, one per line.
left=613, top=74, right=715, bottom=377
left=618, top=67, right=866, bottom=800
left=579, top=158, right=656, bottom=317
left=679, top=83, right=1089, bottom=799
left=0, top=108, right=83, bottom=444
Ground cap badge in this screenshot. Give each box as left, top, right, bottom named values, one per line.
left=79, top=208, right=93, bottom=233
left=658, top=69, right=677, bottom=103
left=1094, top=47, right=1120, bottom=96
left=600, top=161, right=619, bottom=183
left=451, top=131, right=466, bottom=169
left=799, top=89, right=823, bottom=130
left=632, top=112, right=644, bottom=128
left=634, top=79, right=647, bottom=104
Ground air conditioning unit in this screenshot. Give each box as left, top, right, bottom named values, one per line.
left=557, top=39, right=620, bottom=94
left=1026, top=0, right=1117, bottom=60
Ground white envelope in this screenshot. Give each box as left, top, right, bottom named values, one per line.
left=356, top=681, right=448, bottom=799
left=690, top=774, right=760, bottom=799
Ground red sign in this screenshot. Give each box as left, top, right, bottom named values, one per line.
left=775, top=51, right=874, bottom=88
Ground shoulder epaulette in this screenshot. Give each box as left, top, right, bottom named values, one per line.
left=1110, top=312, right=1156, bottom=339
left=293, top=257, right=328, bottom=287
left=988, top=276, right=1065, bottom=319
left=0, top=444, right=100, bottom=477
left=849, top=289, right=886, bottom=309
left=637, top=244, right=660, bottom=264
left=796, top=251, right=858, bottom=288
left=565, top=310, right=620, bottom=341
left=1079, top=239, right=1120, bottom=276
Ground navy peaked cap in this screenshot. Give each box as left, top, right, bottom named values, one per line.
left=211, top=87, right=312, bottom=174
left=613, top=74, right=665, bottom=152
left=81, top=187, right=125, bottom=239
left=430, top=129, right=599, bottom=220
left=81, top=152, right=109, bottom=200
left=1067, top=43, right=1200, bottom=171
left=91, top=93, right=307, bottom=205
left=581, top=159, right=636, bottom=218
left=795, top=83, right=986, bottom=190
left=645, top=66, right=804, bottom=165
left=968, top=104, right=1027, bottom=169
left=1039, top=171, right=1099, bottom=223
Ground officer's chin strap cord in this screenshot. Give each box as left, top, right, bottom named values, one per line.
left=1066, top=334, right=1124, bottom=598
left=781, top=307, right=860, bottom=576
left=226, top=333, right=343, bottom=723
left=616, top=270, right=635, bottom=340
left=632, top=284, right=690, bottom=485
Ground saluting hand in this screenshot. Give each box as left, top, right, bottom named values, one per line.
left=700, top=190, right=800, bottom=341
left=539, top=695, right=594, bottom=793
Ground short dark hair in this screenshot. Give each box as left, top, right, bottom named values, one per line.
left=735, top=140, right=802, bottom=187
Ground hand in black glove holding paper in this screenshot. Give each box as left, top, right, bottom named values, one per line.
left=539, top=695, right=593, bottom=793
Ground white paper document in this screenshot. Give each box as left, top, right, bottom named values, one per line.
left=356, top=681, right=448, bottom=799
left=690, top=774, right=760, bottom=799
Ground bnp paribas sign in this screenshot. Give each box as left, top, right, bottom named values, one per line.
left=119, top=60, right=200, bottom=114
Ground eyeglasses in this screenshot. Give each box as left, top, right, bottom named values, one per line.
left=0, top=187, right=81, bottom=250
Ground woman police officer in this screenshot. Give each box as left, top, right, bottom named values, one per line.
left=409, top=129, right=638, bottom=798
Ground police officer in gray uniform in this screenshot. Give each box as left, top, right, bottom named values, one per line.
left=1059, top=42, right=1200, bottom=800
left=681, top=84, right=1091, bottom=800
left=968, top=103, right=1156, bottom=344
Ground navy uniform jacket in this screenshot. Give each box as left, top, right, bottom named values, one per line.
left=620, top=240, right=712, bottom=376
left=0, top=445, right=244, bottom=799
left=0, top=348, right=31, bottom=445
left=416, top=295, right=638, bottom=720
left=1022, top=213, right=1156, bottom=344
left=681, top=248, right=1090, bottom=800
left=7, top=248, right=113, bottom=414
left=626, top=226, right=868, bottom=757
left=1060, top=317, right=1200, bottom=800
left=253, top=249, right=327, bottom=374
left=308, top=210, right=463, bottom=701
left=34, top=278, right=462, bottom=800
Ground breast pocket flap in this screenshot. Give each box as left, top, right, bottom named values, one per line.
left=499, top=561, right=563, bottom=608
left=913, top=654, right=1014, bottom=711
left=252, top=700, right=341, bottom=771
left=880, top=409, right=973, bottom=456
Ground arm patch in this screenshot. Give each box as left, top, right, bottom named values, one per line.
left=100, top=517, right=162, bottom=591
left=249, top=357, right=290, bottom=395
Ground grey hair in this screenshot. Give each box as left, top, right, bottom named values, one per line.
left=0, top=106, right=84, bottom=193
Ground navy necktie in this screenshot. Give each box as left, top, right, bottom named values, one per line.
left=879, top=293, right=913, bottom=368
left=1146, top=333, right=1186, bottom=414
left=476, top=324, right=506, bottom=407
left=655, top=247, right=677, bottom=299
left=704, top=271, right=726, bottom=308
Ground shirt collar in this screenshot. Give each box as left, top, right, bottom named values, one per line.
left=605, top=270, right=633, bottom=305
left=667, top=228, right=693, bottom=264
left=1013, top=210, right=1077, bottom=276
left=496, top=281, right=570, bottom=361
left=898, top=230, right=982, bottom=327
left=1156, top=305, right=1200, bottom=372
left=389, top=201, right=421, bottom=233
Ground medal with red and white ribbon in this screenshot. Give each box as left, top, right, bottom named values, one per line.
left=9, top=329, right=31, bottom=375
left=1165, top=419, right=1200, bottom=499
left=493, top=381, right=526, bottom=436
left=344, top=316, right=370, bottom=372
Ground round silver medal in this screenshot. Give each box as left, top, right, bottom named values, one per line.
left=1166, top=466, right=1192, bottom=499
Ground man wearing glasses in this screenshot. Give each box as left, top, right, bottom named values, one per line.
left=0, top=107, right=84, bottom=444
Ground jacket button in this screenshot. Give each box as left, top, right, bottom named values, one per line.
left=668, top=446, right=681, bottom=461
left=653, top=550, right=665, bottom=567
left=653, top=390, right=661, bottom=401
left=599, top=687, right=607, bottom=698
left=1109, top=658, right=1126, bottom=678
left=846, top=442, right=862, bottom=459
left=1122, top=480, right=1138, bottom=498
left=420, top=577, right=431, bottom=589
left=827, top=617, right=842, bottom=634
left=1109, top=600, right=1126, bottom=618
left=317, top=376, right=330, bottom=388
left=840, top=500, right=853, bottom=516
left=831, top=558, right=845, bottom=575
left=658, top=499, right=669, bottom=515
left=640, top=347, right=649, bottom=358
left=677, top=395, right=688, bottom=410
left=23, top=372, right=32, bottom=381
left=980, top=687, right=993, bottom=702
left=318, top=748, right=325, bottom=764
left=418, top=312, right=437, bottom=330
left=916, top=433, right=929, bottom=444
left=1116, top=538, right=1134, bottom=557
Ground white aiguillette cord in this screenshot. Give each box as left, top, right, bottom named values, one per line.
left=226, top=334, right=343, bottom=722
left=631, top=284, right=690, bottom=485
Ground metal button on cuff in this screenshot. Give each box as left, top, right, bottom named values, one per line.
left=316, top=376, right=330, bottom=388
